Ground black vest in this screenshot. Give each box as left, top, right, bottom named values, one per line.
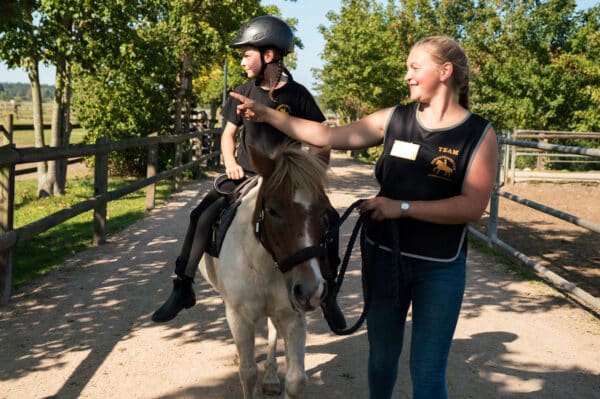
left=368, top=103, right=491, bottom=261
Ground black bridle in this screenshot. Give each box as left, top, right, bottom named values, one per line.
left=254, top=205, right=329, bottom=273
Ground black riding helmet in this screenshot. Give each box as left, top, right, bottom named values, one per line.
left=229, top=15, right=294, bottom=55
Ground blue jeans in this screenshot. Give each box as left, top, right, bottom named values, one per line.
left=363, top=243, right=466, bottom=399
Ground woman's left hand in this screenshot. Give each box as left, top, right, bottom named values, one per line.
left=358, top=196, right=402, bottom=221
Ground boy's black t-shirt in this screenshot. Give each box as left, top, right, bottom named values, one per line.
left=221, top=78, right=325, bottom=173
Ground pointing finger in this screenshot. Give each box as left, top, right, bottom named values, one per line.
left=230, top=92, right=247, bottom=103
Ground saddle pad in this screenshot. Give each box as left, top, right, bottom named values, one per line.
left=206, top=175, right=259, bottom=257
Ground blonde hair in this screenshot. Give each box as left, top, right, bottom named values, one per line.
left=413, top=36, right=470, bottom=109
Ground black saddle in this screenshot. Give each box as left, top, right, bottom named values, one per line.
left=206, top=174, right=259, bottom=257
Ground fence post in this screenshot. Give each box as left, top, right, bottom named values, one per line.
left=0, top=115, right=15, bottom=304
left=174, top=139, right=182, bottom=192
left=510, top=129, right=517, bottom=183
left=93, top=136, right=109, bottom=246
left=502, top=130, right=510, bottom=184
left=487, top=138, right=503, bottom=248
left=190, top=135, right=201, bottom=179
left=146, top=133, right=157, bottom=210
left=210, top=131, right=222, bottom=168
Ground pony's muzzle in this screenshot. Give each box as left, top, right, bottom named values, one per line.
left=290, top=278, right=325, bottom=312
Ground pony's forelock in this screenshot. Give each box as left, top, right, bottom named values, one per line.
left=263, top=146, right=328, bottom=201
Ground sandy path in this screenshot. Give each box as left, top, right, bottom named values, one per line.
left=1, top=153, right=599, bottom=399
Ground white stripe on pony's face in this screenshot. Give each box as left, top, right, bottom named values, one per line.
left=294, top=188, right=325, bottom=309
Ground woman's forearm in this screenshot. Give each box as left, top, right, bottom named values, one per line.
left=263, top=108, right=332, bottom=147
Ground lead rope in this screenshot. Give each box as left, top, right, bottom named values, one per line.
left=327, top=199, right=402, bottom=336
left=327, top=200, right=370, bottom=335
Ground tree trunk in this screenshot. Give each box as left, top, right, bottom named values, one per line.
left=175, top=54, right=193, bottom=134
left=26, top=59, right=51, bottom=198
left=48, top=56, right=65, bottom=196
left=56, top=60, right=71, bottom=193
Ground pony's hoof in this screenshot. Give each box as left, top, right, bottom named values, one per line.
left=262, top=382, right=282, bottom=396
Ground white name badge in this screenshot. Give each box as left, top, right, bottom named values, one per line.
left=390, top=140, right=420, bottom=160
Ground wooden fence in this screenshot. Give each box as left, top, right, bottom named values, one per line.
left=0, top=118, right=221, bottom=304
left=2, top=120, right=600, bottom=314
left=469, top=131, right=600, bottom=314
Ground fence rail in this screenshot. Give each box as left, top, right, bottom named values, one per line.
left=0, top=118, right=221, bottom=304
left=506, top=130, right=600, bottom=182
left=3, top=122, right=600, bottom=314
left=469, top=130, right=600, bottom=314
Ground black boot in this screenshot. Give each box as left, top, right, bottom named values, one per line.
left=152, top=276, right=196, bottom=323
left=321, top=279, right=347, bottom=330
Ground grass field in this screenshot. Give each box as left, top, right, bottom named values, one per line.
left=1, top=100, right=85, bottom=147
left=12, top=175, right=180, bottom=289
left=0, top=100, right=53, bottom=122
left=10, top=127, right=87, bottom=147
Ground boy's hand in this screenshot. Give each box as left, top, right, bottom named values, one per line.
left=225, top=162, right=245, bottom=180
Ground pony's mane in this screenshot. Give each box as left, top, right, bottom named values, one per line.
left=262, top=145, right=328, bottom=201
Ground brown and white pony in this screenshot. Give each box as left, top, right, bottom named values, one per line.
left=199, top=144, right=332, bottom=398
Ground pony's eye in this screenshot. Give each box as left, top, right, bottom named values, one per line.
left=266, top=207, right=280, bottom=218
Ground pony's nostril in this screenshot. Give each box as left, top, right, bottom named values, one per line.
left=293, top=283, right=305, bottom=300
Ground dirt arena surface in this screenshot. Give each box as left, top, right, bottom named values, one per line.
left=474, top=179, right=600, bottom=300
left=1, top=152, right=599, bottom=398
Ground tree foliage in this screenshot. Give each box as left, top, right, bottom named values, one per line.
left=71, top=0, right=264, bottom=174
left=317, top=0, right=405, bottom=122
left=3, top=0, right=599, bottom=178
left=317, top=0, right=600, bottom=133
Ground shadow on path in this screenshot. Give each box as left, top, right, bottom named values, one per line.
left=1, top=152, right=598, bottom=398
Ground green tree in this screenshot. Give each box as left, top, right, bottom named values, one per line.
left=72, top=4, right=179, bottom=175
left=562, top=4, right=600, bottom=132
left=39, top=0, right=169, bottom=193
left=0, top=0, right=50, bottom=197
left=316, top=0, right=600, bottom=136
left=73, top=0, right=267, bottom=175
left=317, top=0, right=404, bottom=123
left=166, top=0, right=262, bottom=135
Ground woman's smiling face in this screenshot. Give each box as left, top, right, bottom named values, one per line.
left=404, top=46, right=444, bottom=104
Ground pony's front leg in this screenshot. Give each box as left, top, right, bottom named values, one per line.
left=225, top=306, right=258, bottom=399
left=276, top=313, right=308, bottom=399
left=262, top=317, right=282, bottom=396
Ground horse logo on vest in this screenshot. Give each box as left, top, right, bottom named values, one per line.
left=429, top=156, right=456, bottom=181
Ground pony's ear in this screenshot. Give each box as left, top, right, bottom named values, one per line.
left=309, top=145, right=331, bottom=165
left=248, top=144, right=275, bottom=178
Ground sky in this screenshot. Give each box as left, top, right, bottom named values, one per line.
left=0, top=0, right=597, bottom=93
